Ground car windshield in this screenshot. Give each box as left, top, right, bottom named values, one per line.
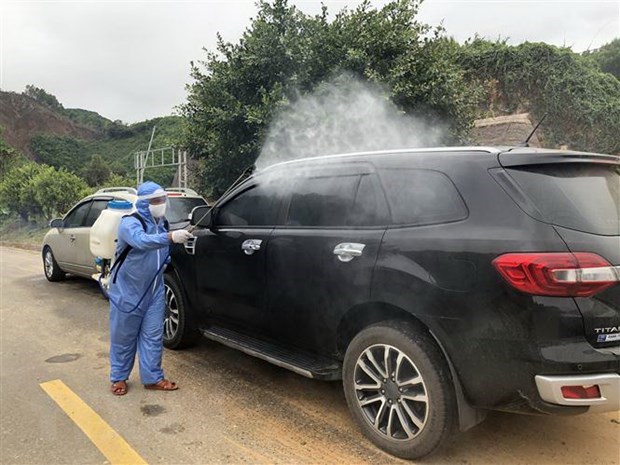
left=167, top=197, right=207, bottom=224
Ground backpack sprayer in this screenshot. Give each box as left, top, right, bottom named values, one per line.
left=89, top=165, right=255, bottom=311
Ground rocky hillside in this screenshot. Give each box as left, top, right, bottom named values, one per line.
left=0, top=91, right=103, bottom=159
left=0, top=88, right=183, bottom=183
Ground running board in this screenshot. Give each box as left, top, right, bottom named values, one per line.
left=200, top=326, right=342, bottom=381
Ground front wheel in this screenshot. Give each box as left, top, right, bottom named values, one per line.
left=43, top=247, right=65, bottom=282
left=163, top=273, right=199, bottom=350
left=342, top=321, right=457, bottom=459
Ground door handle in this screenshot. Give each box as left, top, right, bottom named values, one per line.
left=69, top=234, right=76, bottom=242
left=333, top=243, right=365, bottom=262
left=242, top=239, right=262, bottom=255
left=184, top=236, right=196, bottom=255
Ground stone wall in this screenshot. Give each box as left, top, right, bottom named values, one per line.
left=471, top=113, right=541, bottom=147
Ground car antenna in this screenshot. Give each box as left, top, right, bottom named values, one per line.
left=520, top=113, right=547, bottom=147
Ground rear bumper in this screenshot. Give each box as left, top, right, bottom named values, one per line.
left=535, top=373, right=620, bottom=413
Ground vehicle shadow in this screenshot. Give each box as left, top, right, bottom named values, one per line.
left=176, top=339, right=619, bottom=464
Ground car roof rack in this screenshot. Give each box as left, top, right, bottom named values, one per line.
left=165, top=187, right=199, bottom=196
left=95, top=187, right=138, bottom=195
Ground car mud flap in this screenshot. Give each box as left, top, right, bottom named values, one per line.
left=428, top=330, right=487, bottom=431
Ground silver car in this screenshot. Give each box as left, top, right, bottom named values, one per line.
left=42, top=188, right=137, bottom=282
left=42, top=187, right=207, bottom=283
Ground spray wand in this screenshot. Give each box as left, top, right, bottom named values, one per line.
left=186, top=164, right=255, bottom=233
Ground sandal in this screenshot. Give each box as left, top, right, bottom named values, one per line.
left=111, top=380, right=128, bottom=396
left=144, top=379, right=178, bottom=391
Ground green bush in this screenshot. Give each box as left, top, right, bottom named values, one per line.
left=0, top=162, right=88, bottom=221
left=32, top=166, right=89, bottom=219
left=0, top=127, right=26, bottom=182
left=457, top=39, right=620, bottom=154
left=30, top=134, right=85, bottom=170
left=81, top=154, right=111, bottom=186
left=0, top=162, right=46, bottom=220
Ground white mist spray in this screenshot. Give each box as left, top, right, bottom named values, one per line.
left=255, top=74, right=446, bottom=170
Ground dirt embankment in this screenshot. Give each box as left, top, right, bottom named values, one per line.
left=0, top=91, right=101, bottom=159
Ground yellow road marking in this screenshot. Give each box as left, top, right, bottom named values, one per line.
left=40, top=379, right=147, bottom=465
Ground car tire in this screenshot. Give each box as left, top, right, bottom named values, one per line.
left=163, top=273, right=199, bottom=350
left=42, top=247, right=65, bottom=282
left=342, top=320, right=457, bottom=460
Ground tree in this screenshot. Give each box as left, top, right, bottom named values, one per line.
left=31, top=166, right=89, bottom=219
left=81, top=154, right=111, bottom=186
left=97, top=173, right=136, bottom=190
left=585, top=39, right=620, bottom=80
left=29, top=134, right=84, bottom=171
left=0, top=126, right=25, bottom=183
left=182, top=0, right=476, bottom=197
left=0, top=162, right=46, bottom=220
left=0, top=162, right=88, bottom=221
left=22, top=85, right=64, bottom=113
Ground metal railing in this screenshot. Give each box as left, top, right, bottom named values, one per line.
left=134, top=146, right=188, bottom=188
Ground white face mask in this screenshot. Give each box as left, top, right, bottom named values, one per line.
left=149, top=203, right=167, bottom=219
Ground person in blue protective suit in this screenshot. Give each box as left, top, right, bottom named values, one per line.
left=108, top=181, right=193, bottom=396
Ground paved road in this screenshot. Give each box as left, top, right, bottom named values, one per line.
left=1, top=246, right=618, bottom=465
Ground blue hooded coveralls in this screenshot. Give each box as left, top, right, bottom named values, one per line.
left=108, top=181, right=171, bottom=384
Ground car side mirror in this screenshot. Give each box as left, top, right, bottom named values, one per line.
left=50, top=218, right=64, bottom=229
left=190, top=206, right=214, bottom=228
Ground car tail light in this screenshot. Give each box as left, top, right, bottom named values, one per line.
left=492, top=252, right=619, bottom=297
left=561, top=385, right=601, bottom=399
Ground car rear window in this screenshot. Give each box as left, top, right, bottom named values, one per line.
left=379, top=169, right=468, bottom=226
left=507, top=163, right=620, bottom=236
left=286, top=175, right=358, bottom=227
left=84, top=200, right=109, bottom=227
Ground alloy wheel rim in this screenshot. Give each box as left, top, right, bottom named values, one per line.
left=44, top=251, right=54, bottom=277
left=354, top=344, right=429, bottom=441
left=164, top=284, right=179, bottom=340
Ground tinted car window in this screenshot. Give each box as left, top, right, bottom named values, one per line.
left=347, top=175, right=389, bottom=227
left=84, top=200, right=110, bottom=227
left=379, top=169, right=467, bottom=226
left=167, top=198, right=207, bottom=224
left=218, top=183, right=279, bottom=227
left=64, top=201, right=91, bottom=228
left=507, top=163, right=620, bottom=236
left=286, top=175, right=358, bottom=227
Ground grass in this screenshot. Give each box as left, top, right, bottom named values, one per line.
left=0, top=215, right=48, bottom=251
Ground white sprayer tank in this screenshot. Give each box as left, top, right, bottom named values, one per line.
left=90, top=200, right=134, bottom=259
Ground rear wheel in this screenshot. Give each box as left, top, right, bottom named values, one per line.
left=163, top=273, right=199, bottom=349
left=42, top=247, right=65, bottom=282
left=343, top=321, right=456, bottom=459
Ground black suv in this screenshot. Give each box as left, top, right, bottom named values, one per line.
left=163, top=147, right=619, bottom=459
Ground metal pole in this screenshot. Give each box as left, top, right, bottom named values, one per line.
left=183, top=151, right=188, bottom=189
left=139, top=126, right=156, bottom=185
left=146, top=126, right=156, bottom=155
